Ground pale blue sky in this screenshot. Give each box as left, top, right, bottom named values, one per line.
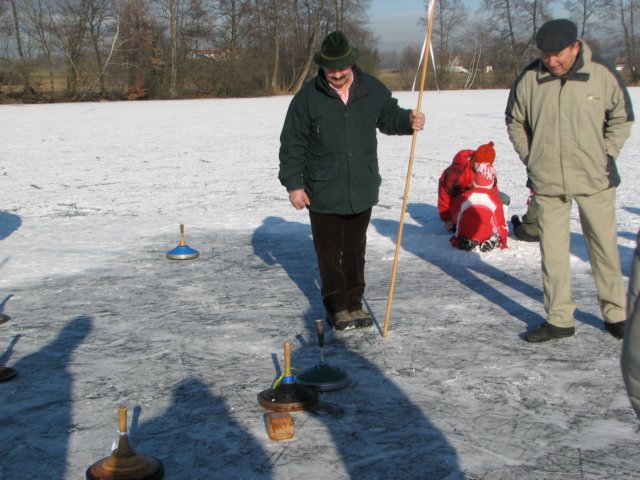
left=368, top=0, right=427, bottom=52
left=368, top=0, right=481, bottom=52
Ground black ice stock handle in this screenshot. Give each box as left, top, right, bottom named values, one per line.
left=314, top=319, right=325, bottom=348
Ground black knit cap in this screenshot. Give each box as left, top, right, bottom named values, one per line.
left=536, top=19, right=578, bottom=52
left=314, top=31, right=359, bottom=69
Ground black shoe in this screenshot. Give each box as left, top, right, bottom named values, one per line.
left=604, top=321, right=626, bottom=340
left=524, top=321, right=575, bottom=343
left=513, top=225, right=540, bottom=242
left=348, top=309, right=374, bottom=328
left=332, top=310, right=375, bottom=331
left=330, top=310, right=359, bottom=331
left=325, top=311, right=339, bottom=327
left=511, top=215, right=540, bottom=242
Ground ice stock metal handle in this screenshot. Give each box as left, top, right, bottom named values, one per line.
left=314, top=319, right=325, bottom=348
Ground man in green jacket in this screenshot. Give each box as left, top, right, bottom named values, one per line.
left=279, top=31, right=425, bottom=331
left=505, top=19, right=634, bottom=342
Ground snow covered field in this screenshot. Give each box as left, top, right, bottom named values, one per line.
left=0, top=88, right=639, bottom=479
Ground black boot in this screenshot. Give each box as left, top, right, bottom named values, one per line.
left=348, top=309, right=374, bottom=328
left=604, top=320, right=626, bottom=340
left=328, top=310, right=359, bottom=331
left=524, top=322, right=575, bottom=343
left=511, top=215, right=540, bottom=243
left=514, top=225, right=540, bottom=242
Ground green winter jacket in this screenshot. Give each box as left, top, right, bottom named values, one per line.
left=505, top=41, right=634, bottom=197
left=278, top=66, right=413, bottom=215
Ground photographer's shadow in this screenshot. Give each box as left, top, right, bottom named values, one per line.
left=132, top=378, right=272, bottom=479
left=0, top=315, right=92, bottom=479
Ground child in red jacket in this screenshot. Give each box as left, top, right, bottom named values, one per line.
left=449, top=163, right=509, bottom=252
left=438, top=141, right=499, bottom=231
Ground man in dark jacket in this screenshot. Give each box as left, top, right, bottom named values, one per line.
left=505, top=19, right=634, bottom=342
left=279, top=31, right=425, bottom=331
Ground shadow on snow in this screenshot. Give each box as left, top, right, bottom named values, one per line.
left=0, top=211, right=21, bottom=242
left=252, top=215, right=463, bottom=479
left=132, top=378, right=272, bottom=479
left=0, top=316, right=92, bottom=479
left=372, top=202, right=632, bottom=334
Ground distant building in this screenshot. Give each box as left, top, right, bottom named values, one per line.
left=449, top=65, right=469, bottom=74
left=188, top=49, right=227, bottom=60
left=446, top=56, right=469, bottom=74
left=616, top=57, right=628, bottom=71
left=443, top=56, right=492, bottom=74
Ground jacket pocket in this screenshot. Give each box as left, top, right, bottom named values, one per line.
left=367, top=161, right=382, bottom=188
left=309, top=123, right=320, bottom=142
left=606, top=154, right=621, bottom=187
left=304, top=157, right=340, bottom=195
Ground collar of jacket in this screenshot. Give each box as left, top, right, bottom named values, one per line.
left=537, top=41, right=590, bottom=85
left=316, top=65, right=370, bottom=104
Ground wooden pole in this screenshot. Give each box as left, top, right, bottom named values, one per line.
left=283, top=340, right=292, bottom=378
left=178, top=223, right=186, bottom=246
left=382, top=0, right=437, bottom=338
left=118, top=405, right=127, bottom=433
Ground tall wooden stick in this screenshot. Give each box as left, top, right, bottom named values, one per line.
left=382, top=0, right=437, bottom=338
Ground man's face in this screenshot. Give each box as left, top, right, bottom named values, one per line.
left=540, top=42, right=580, bottom=77
left=324, top=66, right=354, bottom=88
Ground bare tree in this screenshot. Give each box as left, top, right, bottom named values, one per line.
left=85, top=0, right=114, bottom=96
left=484, top=0, right=524, bottom=78
left=168, top=0, right=177, bottom=96
left=269, top=0, right=280, bottom=92
left=0, top=0, right=378, bottom=101
left=519, top=0, right=552, bottom=63
left=330, top=0, right=371, bottom=44
left=333, top=0, right=343, bottom=29
left=24, top=0, right=57, bottom=93
left=53, top=0, right=92, bottom=96
left=423, top=0, right=467, bottom=88
left=9, top=0, right=32, bottom=94
left=564, top=0, right=610, bottom=37
left=212, top=0, right=245, bottom=95
left=292, top=0, right=324, bottom=93
left=618, top=0, right=639, bottom=82
left=399, top=44, right=421, bottom=89
left=117, top=0, right=159, bottom=96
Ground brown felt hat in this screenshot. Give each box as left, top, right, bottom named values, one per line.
left=314, top=31, right=359, bottom=69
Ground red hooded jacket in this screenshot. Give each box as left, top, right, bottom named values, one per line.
left=449, top=185, right=508, bottom=249
left=437, top=149, right=475, bottom=223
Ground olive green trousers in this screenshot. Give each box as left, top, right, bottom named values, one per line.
left=622, top=230, right=640, bottom=417
left=536, top=188, right=626, bottom=327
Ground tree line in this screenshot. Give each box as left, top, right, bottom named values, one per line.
left=415, top=0, right=639, bottom=90
left=0, top=0, right=637, bottom=103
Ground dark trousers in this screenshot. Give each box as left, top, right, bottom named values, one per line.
left=309, top=208, right=372, bottom=314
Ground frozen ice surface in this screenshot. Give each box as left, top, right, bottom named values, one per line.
left=0, top=90, right=639, bottom=479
